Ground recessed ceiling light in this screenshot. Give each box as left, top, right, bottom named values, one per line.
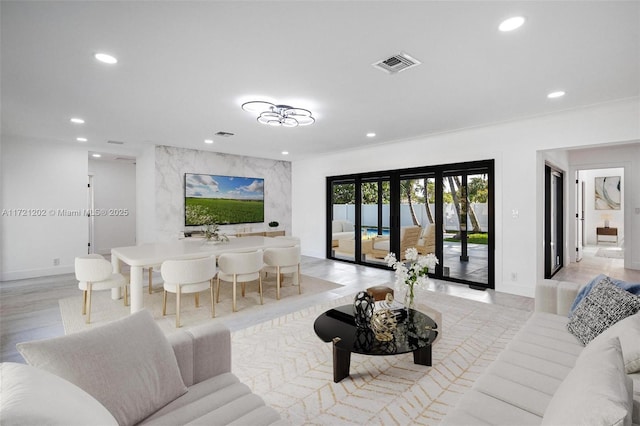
left=204, top=139, right=214, bottom=144
left=92, top=153, right=101, bottom=158
left=282, top=151, right=289, bottom=155
left=94, top=53, right=118, bottom=64
left=547, top=91, right=566, bottom=99
left=499, top=16, right=525, bottom=32
left=76, top=137, right=88, bottom=142
left=70, top=117, right=85, bottom=124
left=366, top=132, right=376, bottom=138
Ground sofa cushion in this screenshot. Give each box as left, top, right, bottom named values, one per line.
left=541, top=337, right=633, bottom=426
left=0, top=362, right=118, bottom=426
left=588, top=312, right=640, bottom=374
left=140, top=372, right=283, bottom=425
left=567, top=277, right=640, bottom=345
left=16, top=309, right=187, bottom=426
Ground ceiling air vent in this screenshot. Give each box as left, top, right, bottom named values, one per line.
left=107, top=140, right=125, bottom=145
left=372, top=52, right=421, bottom=74
left=215, top=131, right=234, bottom=137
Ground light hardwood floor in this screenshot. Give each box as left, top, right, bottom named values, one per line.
left=2, top=249, right=637, bottom=363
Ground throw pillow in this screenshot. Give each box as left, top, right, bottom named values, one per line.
left=17, top=310, right=187, bottom=426
left=587, top=312, right=640, bottom=374
left=570, top=274, right=640, bottom=315
left=541, top=337, right=633, bottom=426
left=0, top=362, right=118, bottom=426
left=567, top=277, right=640, bottom=345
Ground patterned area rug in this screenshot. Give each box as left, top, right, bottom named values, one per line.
left=231, top=290, right=532, bottom=425
left=59, top=274, right=342, bottom=335
left=595, top=247, right=624, bottom=259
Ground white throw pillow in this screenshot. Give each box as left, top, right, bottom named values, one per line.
left=588, top=312, right=640, bottom=374
left=541, top=337, right=633, bottom=426
left=17, top=310, right=187, bottom=426
left=0, top=362, right=118, bottom=426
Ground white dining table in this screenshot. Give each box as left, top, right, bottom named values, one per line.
left=111, top=236, right=295, bottom=313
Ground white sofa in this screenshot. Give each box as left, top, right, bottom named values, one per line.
left=1, top=310, right=285, bottom=426
left=442, top=278, right=640, bottom=426
left=332, top=220, right=355, bottom=247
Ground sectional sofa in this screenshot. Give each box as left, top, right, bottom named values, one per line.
left=1, top=310, right=285, bottom=426
left=442, top=276, right=640, bottom=425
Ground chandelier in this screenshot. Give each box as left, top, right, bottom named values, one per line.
left=241, top=101, right=315, bottom=127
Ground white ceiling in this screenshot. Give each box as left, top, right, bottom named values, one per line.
left=2, top=1, right=639, bottom=161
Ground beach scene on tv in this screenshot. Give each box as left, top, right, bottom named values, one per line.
left=185, top=173, right=265, bottom=225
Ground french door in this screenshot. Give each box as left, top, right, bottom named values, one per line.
left=327, top=160, right=494, bottom=290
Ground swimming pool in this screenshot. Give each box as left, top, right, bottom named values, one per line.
left=363, top=227, right=389, bottom=238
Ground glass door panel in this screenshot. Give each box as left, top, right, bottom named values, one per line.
left=330, top=181, right=356, bottom=261
left=399, top=176, right=436, bottom=260
left=441, top=172, right=490, bottom=286
left=361, top=178, right=390, bottom=266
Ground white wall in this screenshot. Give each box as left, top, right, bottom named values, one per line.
left=292, top=99, right=640, bottom=297
left=136, top=145, right=157, bottom=245
left=137, top=146, right=292, bottom=243
left=1, top=137, right=89, bottom=280
left=88, top=158, right=137, bottom=254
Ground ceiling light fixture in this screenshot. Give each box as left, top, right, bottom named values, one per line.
left=70, top=117, right=85, bottom=124
left=282, top=151, right=289, bottom=155
left=241, top=101, right=315, bottom=127
left=547, top=90, right=566, bottom=99
left=499, top=16, right=525, bottom=32
left=366, top=132, right=376, bottom=138
left=204, top=139, right=214, bottom=144
left=94, top=52, right=118, bottom=64
left=92, top=153, right=101, bottom=158
left=76, top=137, right=88, bottom=142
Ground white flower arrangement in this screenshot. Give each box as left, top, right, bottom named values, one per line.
left=384, top=248, right=439, bottom=307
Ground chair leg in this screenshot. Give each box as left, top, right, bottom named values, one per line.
left=241, top=282, right=246, bottom=298
left=298, top=264, right=302, bottom=294
left=162, top=290, right=167, bottom=316
left=195, top=292, right=200, bottom=308
left=232, top=276, right=237, bottom=312
left=82, top=290, right=87, bottom=315
left=259, top=276, right=264, bottom=305
left=86, top=283, right=92, bottom=324
left=216, top=277, right=221, bottom=303
left=210, top=279, right=215, bottom=318
left=176, top=286, right=181, bottom=328
left=276, top=266, right=281, bottom=300
left=124, top=285, right=129, bottom=306
left=148, top=267, right=153, bottom=294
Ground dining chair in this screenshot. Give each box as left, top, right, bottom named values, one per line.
left=262, top=246, right=302, bottom=300
left=216, top=250, right=263, bottom=312
left=147, top=264, right=162, bottom=294
left=75, top=254, right=128, bottom=324
left=161, top=255, right=217, bottom=328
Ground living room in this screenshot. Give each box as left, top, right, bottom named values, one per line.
left=1, top=1, right=639, bottom=424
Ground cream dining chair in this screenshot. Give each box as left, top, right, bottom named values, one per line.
left=75, top=254, right=128, bottom=324
left=216, top=250, right=263, bottom=312
left=161, top=255, right=217, bottom=328
left=262, top=246, right=302, bottom=300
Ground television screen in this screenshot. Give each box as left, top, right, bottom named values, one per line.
left=184, top=173, right=265, bottom=225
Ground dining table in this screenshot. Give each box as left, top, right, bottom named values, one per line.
left=111, top=236, right=296, bottom=313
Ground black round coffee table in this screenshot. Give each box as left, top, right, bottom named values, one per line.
left=314, top=304, right=438, bottom=382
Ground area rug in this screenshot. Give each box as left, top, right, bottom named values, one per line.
left=596, top=247, right=624, bottom=259
left=59, top=274, right=343, bottom=335
left=231, top=290, right=532, bottom=425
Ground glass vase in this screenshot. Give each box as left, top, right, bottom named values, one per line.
left=404, top=284, right=415, bottom=312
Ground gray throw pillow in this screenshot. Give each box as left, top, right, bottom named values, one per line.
left=17, top=310, right=187, bottom=426
left=568, top=277, right=640, bottom=345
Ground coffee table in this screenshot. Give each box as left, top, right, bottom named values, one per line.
left=314, top=304, right=438, bottom=382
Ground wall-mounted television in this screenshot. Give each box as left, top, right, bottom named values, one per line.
left=184, top=173, right=264, bottom=225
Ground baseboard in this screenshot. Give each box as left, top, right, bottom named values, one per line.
left=495, top=282, right=535, bottom=298
left=0, top=265, right=74, bottom=282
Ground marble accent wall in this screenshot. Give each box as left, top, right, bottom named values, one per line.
left=154, top=146, right=291, bottom=241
